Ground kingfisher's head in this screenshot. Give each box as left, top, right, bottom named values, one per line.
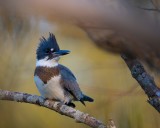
left=36, top=33, right=70, bottom=67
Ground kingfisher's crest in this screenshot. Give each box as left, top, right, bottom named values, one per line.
left=36, top=33, right=60, bottom=60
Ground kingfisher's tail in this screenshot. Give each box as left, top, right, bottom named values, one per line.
left=80, top=94, right=94, bottom=106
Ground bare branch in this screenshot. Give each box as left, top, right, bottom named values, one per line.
left=137, top=6, right=160, bottom=12
left=121, top=54, right=160, bottom=113
left=0, top=90, right=109, bottom=128
left=136, top=0, right=160, bottom=12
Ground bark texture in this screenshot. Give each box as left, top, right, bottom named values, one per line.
left=122, top=54, right=160, bottom=112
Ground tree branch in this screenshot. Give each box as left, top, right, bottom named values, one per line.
left=0, top=90, right=113, bottom=128
left=121, top=54, right=160, bottom=113
left=137, top=6, right=160, bottom=12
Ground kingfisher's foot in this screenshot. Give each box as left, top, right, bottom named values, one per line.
left=65, top=102, right=76, bottom=108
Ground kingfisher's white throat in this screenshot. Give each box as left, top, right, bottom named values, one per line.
left=36, top=56, right=60, bottom=67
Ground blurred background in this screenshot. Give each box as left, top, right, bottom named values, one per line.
left=0, top=0, right=160, bottom=128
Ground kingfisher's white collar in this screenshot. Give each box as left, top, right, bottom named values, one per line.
left=36, top=57, right=59, bottom=67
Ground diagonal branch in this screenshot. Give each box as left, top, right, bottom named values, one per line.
left=0, top=90, right=113, bottom=128
left=121, top=54, right=160, bottom=113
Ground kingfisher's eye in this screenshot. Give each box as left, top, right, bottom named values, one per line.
left=45, top=49, right=50, bottom=54
left=45, top=48, right=54, bottom=54
left=50, top=48, right=54, bottom=53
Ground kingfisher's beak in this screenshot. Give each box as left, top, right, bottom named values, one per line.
left=54, top=50, right=70, bottom=56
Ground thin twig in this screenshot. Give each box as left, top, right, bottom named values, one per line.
left=0, top=90, right=109, bottom=128
left=121, top=54, right=160, bottom=113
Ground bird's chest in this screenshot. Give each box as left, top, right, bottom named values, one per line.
left=34, top=75, right=65, bottom=100
left=34, top=66, right=59, bottom=84
left=34, top=66, right=65, bottom=100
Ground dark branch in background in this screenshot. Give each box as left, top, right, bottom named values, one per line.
left=136, top=0, right=160, bottom=12
left=121, top=54, right=160, bottom=113
left=0, top=90, right=116, bottom=128
left=137, top=7, right=160, bottom=12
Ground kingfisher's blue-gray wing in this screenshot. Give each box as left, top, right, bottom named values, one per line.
left=58, top=64, right=83, bottom=101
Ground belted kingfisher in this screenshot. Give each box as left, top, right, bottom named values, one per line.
left=34, top=33, right=94, bottom=107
